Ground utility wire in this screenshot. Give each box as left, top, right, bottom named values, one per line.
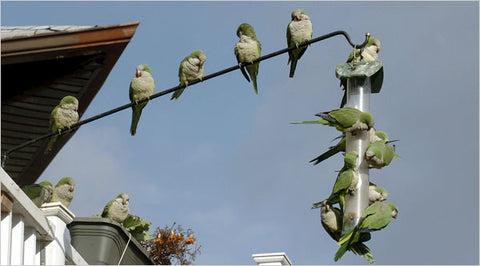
left=1, top=31, right=370, bottom=167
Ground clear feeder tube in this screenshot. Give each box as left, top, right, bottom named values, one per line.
left=342, top=77, right=371, bottom=234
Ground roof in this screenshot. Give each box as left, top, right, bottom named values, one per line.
left=1, top=21, right=139, bottom=186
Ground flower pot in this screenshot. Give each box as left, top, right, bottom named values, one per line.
left=67, top=217, right=153, bottom=265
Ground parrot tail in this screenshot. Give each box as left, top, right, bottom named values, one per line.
left=171, top=88, right=185, bottom=100
left=44, top=135, right=58, bottom=154
left=130, top=104, right=146, bottom=136
left=289, top=58, right=297, bottom=78
left=247, top=63, right=259, bottom=94
left=310, top=144, right=344, bottom=165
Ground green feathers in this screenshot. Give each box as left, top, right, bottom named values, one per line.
left=295, top=107, right=375, bottom=133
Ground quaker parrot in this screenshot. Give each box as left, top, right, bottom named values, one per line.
left=234, top=23, right=261, bottom=94
left=171, top=50, right=206, bottom=100
left=340, top=37, right=382, bottom=107
left=368, top=182, right=388, bottom=204
left=310, top=129, right=387, bottom=165
left=102, top=193, right=130, bottom=223
left=129, top=64, right=155, bottom=136
left=45, top=96, right=79, bottom=153
left=318, top=200, right=375, bottom=263
left=286, top=8, right=313, bottom=78
left=49, top=177, right=75, bottom=208
left=22, top=181, right=54, bottom=207
left=295, top=107, right=374, bottom=135
left=327, top=152, right=359, bottom=211
left=365, top=139, right=398, bottom=169
left=335, top=201, right=398, bottom=262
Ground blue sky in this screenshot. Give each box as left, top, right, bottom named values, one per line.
left=2, top=1, right=479, bottom=264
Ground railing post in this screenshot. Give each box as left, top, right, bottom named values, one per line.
left=41, top=202, right=75, bottom=265
left=252, top=252, right=292, bottom=265
left=1, top=211, right=12, bottom=265
left=24, top=227, right=37, bottom=264
left=342, top=77, right=371, bottom=233
left=11, top=214, right=25, bottom=265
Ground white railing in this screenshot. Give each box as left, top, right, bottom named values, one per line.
left=1, top=168, right=88, bottom=265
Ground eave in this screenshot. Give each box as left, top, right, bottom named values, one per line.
left=1, top=21, right=139, bottom=186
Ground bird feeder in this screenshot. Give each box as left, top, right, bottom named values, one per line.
left=335, top=60, right=384, bottom=233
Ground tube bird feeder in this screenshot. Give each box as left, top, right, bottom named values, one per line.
left=335, top=60, right=384, bottom=233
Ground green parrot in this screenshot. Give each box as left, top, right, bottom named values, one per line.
left=49, top=177, right=75, bottom=208
left=340, top=37, right=382, bottom=107
left=365, top=140, right=398, bottom=169
left=44, top=96, right=79, bottom=153
left=318, top=200, right=375, bottom=264
left=129, top=64, right=155, bottom=136
left=171, top=50, right=207, bottom=100
left=335, top=201, right=398, bottom=262
left=296, top=107, right=374, bottom=134
left=286, top=8, right=313, bottom=78
left=312, top=182, right=387, bottom=211
left=102, top=193, right=130, bottom=223
left=368, top=182, right=388, bottom=204
left=327, top=152, right=359, bottom=211
left=22, top=181, right=54, bottom=207
left=310, top=129, right=387, bottom=165
left=234, top=23, right=261, bottom=94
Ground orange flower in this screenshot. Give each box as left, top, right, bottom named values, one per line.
left=176, top=233, right=184, bottom=241
left=168, top=230, right=176, bottom=241
left=185, top=234, right=194, bottom=245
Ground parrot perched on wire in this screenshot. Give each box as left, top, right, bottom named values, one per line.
left=340, top=37, right=381, bottom=107
left=335, top=201, right=398, bottom=262
left=129, top=64, right=155, bottom=136
left=366, top=139, right=398, bottom=169
left=286, top=8, right=313, bottom=78
left=171, top=50, right=206, bottom=100
left=44, top=96, right=79, bottom=154
left=234, top=23, right=261, bottom=94
left=22, top=181, right=54, bottom=207
left=49, top=177, right=75, bottom=208
left=102, top=193, right=130, bottom=223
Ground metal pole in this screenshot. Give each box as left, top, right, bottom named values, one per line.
left=342, top=77, right=371, bottom=233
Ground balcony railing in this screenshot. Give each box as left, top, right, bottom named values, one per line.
left=1, top=168, right=88, bottom=265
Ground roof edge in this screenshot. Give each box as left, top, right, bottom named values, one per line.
left=1, top=21, right=140, bottom=58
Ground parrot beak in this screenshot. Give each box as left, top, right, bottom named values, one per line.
left=199, top=61, right=204, bottom=67
left=377, top=46, right=381, bottom=53
left=295, top=15, right=301, bottom=21
left=379, top=196, right=385, bottom=202
left=393, top=213, right=398, bottom=219
left=70, top=186, right=74, bottom=192
left=136, top=69, right=141, bottom=77
left=325, top=204, right=330, bottom=211
left=365, top=156, right=371, bottom=161
left=123, top=199, right=126, bottom=205
left=75, top=105, right=79, bottom=111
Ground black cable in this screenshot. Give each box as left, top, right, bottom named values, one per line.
left=1, top=31, right=370, bottom=167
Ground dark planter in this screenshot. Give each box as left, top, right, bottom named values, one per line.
left=67, top=217, right=154, bottom=265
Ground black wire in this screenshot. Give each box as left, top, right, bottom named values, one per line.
left=1, top=31, right=369, bottom=167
